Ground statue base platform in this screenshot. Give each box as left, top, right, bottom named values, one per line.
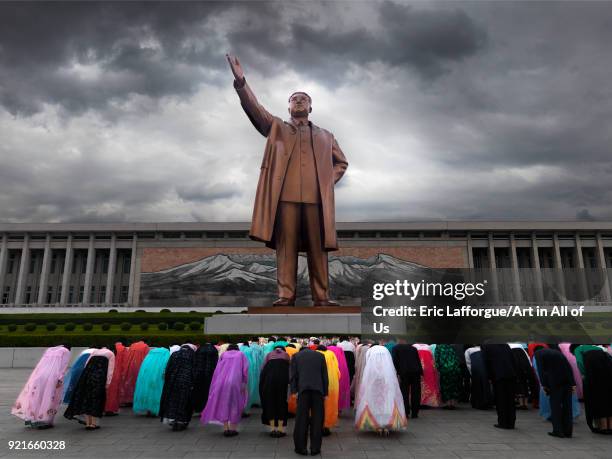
left=205, top=308, right=361, bottom=335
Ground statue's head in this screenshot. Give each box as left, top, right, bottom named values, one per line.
left=288, top=91, right=312, bottom=117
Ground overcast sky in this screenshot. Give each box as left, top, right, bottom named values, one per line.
left=1, top=1, right=611, bottom=223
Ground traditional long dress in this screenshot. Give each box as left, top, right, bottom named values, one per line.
left=355, top=345, right=407, bottom=431
left=12, top=346, right=71, bottom=428
left=104, top=342, right=127, bottom=414
left=218, top=343, right=230, bottom=355
left=133, top=347, right=171, bottom=416
left=338, top=340, right=356, bottom=385
left=583, top=349, right=612, bottom=431
left=62, top=348, right=95, bottom=404
left=259, top=348, right=290, bottom=427
left=434, top=344, right=462, bottom=402
left=285, top=346, right=299, bottom=415
left=201, top=350, right=249, bottom=426
left=574, top=345, right=602, bottom=378
left=559, top=343, right=583, bottom=399
left=414, top=344, right=441, bottom=407
left=240, top=343, right=264, bottom=409
left=509, top=344, right=535, bottom=403
left=192, top=343, right=219, bottom=414
left=351, top=344, right=370, bottom=400
left=120, top=341, right=150, bottom=405
left=318, top=349, right=341, bottom=429
left=527, top=342, right=549, bottom=408
left=328, top=346, right=351, bottom=411
left=64, top=355, right=111, bottom=421
left=264, top=340, right=288, bottom=355
left=159, top=345, right=196, bottom=427
left=528, top=342, right=548, bottom=360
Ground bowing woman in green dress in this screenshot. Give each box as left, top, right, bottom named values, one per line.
left=434, top=344, right=462, bottom=409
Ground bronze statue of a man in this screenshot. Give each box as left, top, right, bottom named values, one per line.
left=227, top=54, right=349, bottom=306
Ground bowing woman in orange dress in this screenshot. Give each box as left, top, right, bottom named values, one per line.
left=316, top=345, right=341, bottom=436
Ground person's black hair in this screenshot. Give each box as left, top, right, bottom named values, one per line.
left=316, top=345, right=327, bottom=351
left=286, top=343, right=296, bottom=349
left=533, top=345, right=545, bottom=354
left=274, top=345, right=286, bottom=351
left=290, top=338, right=297, bottom=343
left=268, top=337, right=276, bottom=343
left=570, top=343, right=580, bottom=354
left=227, top=343, right=240, bottom=351
left=313, top=338, right=320, bottom=345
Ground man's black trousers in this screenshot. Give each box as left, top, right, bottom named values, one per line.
left=493, top=378, right=516, bottom=428
left=293, top=390, right=324, bottom=453
left=549, top=386, right=573, bottom=436
left=399, top=373, right=421, bottom=417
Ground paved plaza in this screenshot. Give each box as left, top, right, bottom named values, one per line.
left=0, top=369, right=610, bottom=459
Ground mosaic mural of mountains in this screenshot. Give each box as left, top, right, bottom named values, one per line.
left=139, top=253, right=428, bottom=307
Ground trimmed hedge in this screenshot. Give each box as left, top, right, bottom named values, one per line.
left=46, top=323, right=57, bottom=331
left=8, top=324, right=17, bottom=332
left=0, top=312, right=210, bottom=326
left=24, top=323, right=37, bottom=332
left=82, top=323, right=93, bottom=331
left=173, top=322, right=186, bottom=331
left=189, top=321, right=202, bottom=331
left=120, top=322, right=132, bottom=331
left=101, top=323, right=111, bottom=331
left=158, top=322, right=168, bottom=331
left=64, top=322, right=76, bottom=331
left=140, top=322, right=149, bottom=331
left=0, top=333, right=251, bottom=348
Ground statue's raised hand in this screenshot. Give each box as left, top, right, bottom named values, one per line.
left=226, top=54, right=245, bottom=82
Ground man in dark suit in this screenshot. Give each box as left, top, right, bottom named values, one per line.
left=480, top=343, right=518, bottom=429
left=535, top=348, right=576, bottom=438
left=391, top=340, right=423, bottom=418
left=290, top=348, right=329, bottom=455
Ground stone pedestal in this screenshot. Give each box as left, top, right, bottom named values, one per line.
left=205, top=307, right=361, bottom=335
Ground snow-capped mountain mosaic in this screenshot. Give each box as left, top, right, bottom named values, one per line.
left=139, top=253, right=428, bottom=307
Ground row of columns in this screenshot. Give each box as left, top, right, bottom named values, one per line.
left=483, top=231, right=611, bottom=303
left=0, top=233, right=137, bottom=306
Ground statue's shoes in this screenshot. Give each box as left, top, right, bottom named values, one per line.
left=273, top=297, right=295, bottom=306
left=313, top=299, right=340, bottom=307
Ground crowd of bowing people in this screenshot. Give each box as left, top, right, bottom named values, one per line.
left=11, top=337, right=612, bottom=455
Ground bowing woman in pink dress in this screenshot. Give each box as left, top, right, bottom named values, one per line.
left=12, top=345, right=71, bottom=429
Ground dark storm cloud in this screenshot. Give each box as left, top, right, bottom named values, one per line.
left=0, top=1, right=485, bottom=116
left=1, top=1, right=612, bottom=223
left=0, top=2, right=275, bottom=116
left=229, top=1, right=487, bottom=82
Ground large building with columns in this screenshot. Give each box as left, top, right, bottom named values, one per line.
left=1, top=221, right=611, bottom=309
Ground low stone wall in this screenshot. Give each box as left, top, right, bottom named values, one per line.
left=0, top=347, right=87, bottom=368
left=204, top=313, right=360, bottom=335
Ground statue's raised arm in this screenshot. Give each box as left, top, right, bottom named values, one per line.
left=226, top=54, right=274, bottom=137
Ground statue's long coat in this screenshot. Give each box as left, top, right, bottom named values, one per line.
left=235, top=79, right=349, bottom=251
